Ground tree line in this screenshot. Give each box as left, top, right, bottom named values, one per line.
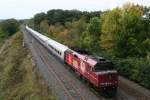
left=0, top=19, right=20, bottom=40
left=27, top=3, right=150, bottom=89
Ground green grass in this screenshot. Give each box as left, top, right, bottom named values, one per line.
left=0, top=32, right=56, bottom=100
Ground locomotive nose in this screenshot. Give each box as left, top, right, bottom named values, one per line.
left=98, top=72, right=118, bottom=97
left=98, top=72, right=118, bottom=87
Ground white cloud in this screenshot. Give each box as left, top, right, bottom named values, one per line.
left=0, top=0, right=149, bottom=19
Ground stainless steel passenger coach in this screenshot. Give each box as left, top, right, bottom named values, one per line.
left=26, top=26, right=69, bottom=60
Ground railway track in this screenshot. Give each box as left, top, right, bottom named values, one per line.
left=22, top=26, right=150, bottom=100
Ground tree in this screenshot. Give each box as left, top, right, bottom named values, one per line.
left=40, top=20, right=49, bottom=35
left=34, top=12, right=46, bottom=30
left=114, top=3, right=148, bottom=57
left=87, top=17, right=101, bottom=37
left=100, top=8, right=121, bottom=55
left=101, top=3, right=149, bottom=58
left=80, top=17, right=101, bottom=53
left=0, top=19, right=20, bottom=36
left=65, top=18, right=87, bottom=48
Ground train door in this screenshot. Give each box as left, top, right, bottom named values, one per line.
left=89, top=68, right=99, bottom=87
left=72, top=55, right=80, bottom=71
left=80, top=61, right=90, bottom=80
left=64, top=51, right=73, bottom=66
left=80, top=61, right=86, bottom=74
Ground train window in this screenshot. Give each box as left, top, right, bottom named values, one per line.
left=47, top=44, right=61, bottom=56
left=74, top=54, right=78, bottom=58
left=51, top=46, right=53, bottom=49
left=48, top=44, right=53, bottom=49
left=59, top=52, right=61, bottom=55
left=93, top=62, right=114, bottom=72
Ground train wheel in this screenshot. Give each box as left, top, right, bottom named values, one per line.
left=107, top=87, right=117, bottom=97
left=86, top=80, right=90, bottom=86
left=101, top=87, right=117, bottom=97
left=79, top=75, right=83, bottom=79
left=81, top=76, right=86, bottom=83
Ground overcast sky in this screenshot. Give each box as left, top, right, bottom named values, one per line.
left=0, top=0, right=149, bottom=19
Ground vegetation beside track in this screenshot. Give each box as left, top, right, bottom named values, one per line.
left=0, top=19, right=20, bottom=47
left=0, top=32, right=56, bottom=100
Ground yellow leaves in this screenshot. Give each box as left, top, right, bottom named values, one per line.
left=100, top=32, right=113, bottom=51
left=59, top=29, right=68, bottom=36
left=100, top=3, right=145, bottom=56
left=57, top=29, right=69, bottom=41
left=49, top=25, right=56, bottom=33
left=122, top=2, right=143, bottom=16
left=40, top=20, right=49, bottom=34
left=122, top=2, right=134, bottom=11
left=100, top=9, right=121, bottom=52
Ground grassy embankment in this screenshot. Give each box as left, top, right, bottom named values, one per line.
left=0, top=32, right=56, bottom=100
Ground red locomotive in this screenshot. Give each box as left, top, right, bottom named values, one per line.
left=64, top=50, right=118, bottom=96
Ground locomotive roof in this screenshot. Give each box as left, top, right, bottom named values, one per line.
left=47, top=39, right=69, bottom=52
left=67, top=50, right=97, bottom=67
left=68, top=49, right=110, bottom=67
left=88, top=56, right=110, bottom=62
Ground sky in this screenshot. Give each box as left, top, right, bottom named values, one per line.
left=0, top=0, right=149, bottom=19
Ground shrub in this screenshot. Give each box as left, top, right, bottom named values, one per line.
left=116, top=58, right=150, bottom=89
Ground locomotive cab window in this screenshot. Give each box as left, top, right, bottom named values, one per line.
left=93, top=62, right=114, bottom=72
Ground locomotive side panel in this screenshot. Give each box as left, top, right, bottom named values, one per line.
left=65, top=51, right=97, bottom=85
left=65, top=51, right=73, bottom=67
left=65, top=52, right=81, bottom=71
left=89, top=72, right=99, bottom=87
left=79, top=62, right=90, bottom=80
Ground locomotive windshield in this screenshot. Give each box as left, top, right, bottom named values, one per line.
left=93, top=62, right=114, bottom=72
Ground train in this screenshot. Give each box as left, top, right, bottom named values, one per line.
left=25, top=26, right=118, bottom=96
